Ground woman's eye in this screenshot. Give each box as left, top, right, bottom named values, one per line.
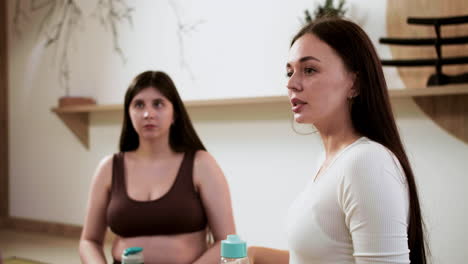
left=134, top=102, right=144, bottom=108
left=286, top=71, right=293, bottom=78
left=304, top=67, right=316, bottom=75
left=154, top=100, right=163, bottom=108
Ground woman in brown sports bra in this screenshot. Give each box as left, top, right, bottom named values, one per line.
left=79, top=71, right=236, bottom=264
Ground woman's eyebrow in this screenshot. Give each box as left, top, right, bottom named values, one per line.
left=286, top=56, right=321, bottom=68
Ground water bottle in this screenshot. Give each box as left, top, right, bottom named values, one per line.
left=122, top=247, right=144, bottom=264
left=220, top=235, right=250, bottom=264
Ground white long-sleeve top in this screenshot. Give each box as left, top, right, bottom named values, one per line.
left=286, top=137, right=410, bottom=264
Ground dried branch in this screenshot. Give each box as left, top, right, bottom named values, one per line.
left=93, top=0, right=134, bottom=63
left=12, top=0, right=133, bottom=96
left=13, top=0, right=30, bottom=35
left=169, top=0, right=205, bottom=80
left=32, top=0, right=83, bottom=96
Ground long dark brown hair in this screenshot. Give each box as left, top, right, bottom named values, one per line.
left=119, top=71, right=206, bottom=153
left=291, top=18, right=429, bottom=263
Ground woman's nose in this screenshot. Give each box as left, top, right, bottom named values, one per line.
left=286, top=74, right=303, bottom=92
left=143, top=108, right=156, bottom=119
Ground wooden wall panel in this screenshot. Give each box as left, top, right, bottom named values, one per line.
left=0, top=0, right=9, bottom=225
left=386, top=0, right=468, bottom=143
left=5, top=217, right=116, bottom=242
left=5, top=217, right=82, bottom=238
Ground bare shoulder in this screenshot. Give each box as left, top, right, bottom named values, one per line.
left=194, top=150, right=217, bottom=167
left=96, top=154, right=114, bottom=174
left=193, top=150, right=224, bottom=185
left=92, top=154, right=115, bottom=189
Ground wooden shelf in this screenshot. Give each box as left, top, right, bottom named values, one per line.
left=51, top=85, right=468, bottom=148
left=389, top=84, right=468, bottom=98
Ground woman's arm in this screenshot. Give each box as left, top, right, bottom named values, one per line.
left=79, top=155, right=113, bottom=264
left=192, top=151, right=236, bottom=264
left=339, top=148, right=410, bottom=264
left=248, top=246, right=289, bottom=264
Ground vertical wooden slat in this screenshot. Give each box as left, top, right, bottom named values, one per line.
left=0, top=0, right=9, bottom=225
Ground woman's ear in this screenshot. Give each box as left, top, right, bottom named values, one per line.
left=348, top=72, right=359, bottom=99
left=172, top=110, right=177, bottom=125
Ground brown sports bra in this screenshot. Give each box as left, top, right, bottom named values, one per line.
left=106, top=151, right=208, bottom=237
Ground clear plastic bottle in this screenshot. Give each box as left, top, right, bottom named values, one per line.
left=121, top=247, right=144, bottom=264
left=220, top=235, right=250, bottom=264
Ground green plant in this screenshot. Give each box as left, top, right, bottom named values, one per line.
left=304, top=0, right=346, bottom=24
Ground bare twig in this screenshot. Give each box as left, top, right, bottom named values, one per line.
left=13, top=0, right=132, bottom=96
left=93, top=0, right=134, bottom=63
left=31, top=0, right=55, bottom=11
left=34, top=0, right=83, bottom=96
left=13, top=0, right=30, bottom=35
left=168, top=0, right=205, bottom=80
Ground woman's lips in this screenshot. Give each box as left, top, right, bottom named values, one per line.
left=290, top=98, right=307, bottom=113
left=292, top=104, right=305, bottom=113
left=143, top=124, right=156, bottom=129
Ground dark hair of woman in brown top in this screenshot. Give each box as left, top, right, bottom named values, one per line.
left=79, top=71, right=236, bottom=264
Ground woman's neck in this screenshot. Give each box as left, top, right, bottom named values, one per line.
left=319, top=131, right=361, bottom=160
left=315, top=112, right=361, bottom=160
left=134, top=136, right=174, bottom=160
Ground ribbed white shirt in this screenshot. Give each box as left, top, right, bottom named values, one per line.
left=287, top=137, right=410, bottom=264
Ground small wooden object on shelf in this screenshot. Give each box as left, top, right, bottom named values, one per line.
left=58, top=96, right=96, bottom=107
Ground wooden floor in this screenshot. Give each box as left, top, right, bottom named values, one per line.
left=0, top=229, right=112, bottom=264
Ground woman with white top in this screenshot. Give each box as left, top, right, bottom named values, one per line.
left=248, top=18, right=429, bottom=264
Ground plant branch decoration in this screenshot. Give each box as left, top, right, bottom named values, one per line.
left=168, top=0, right=205, bottom=80
left=13, top=1, right=29, bottom=35
left=13, top=0, right=134, bottom=97
left=304, top=0, right=346, bottom=24
left=41, top=0, right=82, bottom=96
left=13, top=0, right=83, bottom=96
left=93, top=0, right=134, bottom=63
left=32, top=0, right=82, bottom=96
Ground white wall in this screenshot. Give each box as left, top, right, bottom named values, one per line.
left=8, top=0, right=468, bottom=263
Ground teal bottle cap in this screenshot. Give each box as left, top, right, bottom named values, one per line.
left=221, top=235, right=247, bottom=258
left=123, top=247, right=143, bottom=256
